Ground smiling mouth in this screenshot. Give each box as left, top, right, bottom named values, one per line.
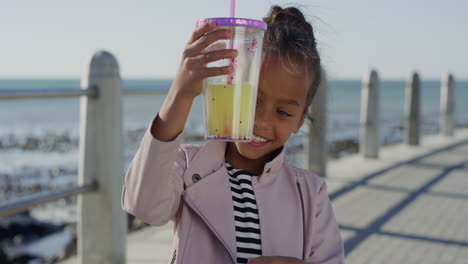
left=252, top=134, right=271, bottom=143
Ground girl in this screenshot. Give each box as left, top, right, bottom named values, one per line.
left=122, top=6, right=344, bottom=264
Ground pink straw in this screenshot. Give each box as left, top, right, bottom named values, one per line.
left=230, top=0, right=235, bottom=17
left=227, top=0, right=235, bottom=84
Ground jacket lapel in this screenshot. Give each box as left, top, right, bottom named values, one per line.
left=253, top=172, right=304, bottom=259
left=182, top=141, right=237, bottom=261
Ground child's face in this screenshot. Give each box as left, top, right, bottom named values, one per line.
left=231, top=59, right=310, bottom=161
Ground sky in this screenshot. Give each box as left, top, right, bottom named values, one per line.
left=1, top=0, right=467, bottom=80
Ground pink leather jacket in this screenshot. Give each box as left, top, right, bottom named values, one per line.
left=121, top=119, right=344, bottom=264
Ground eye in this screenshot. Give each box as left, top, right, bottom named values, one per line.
left=277, top=109, right=292, bottom=117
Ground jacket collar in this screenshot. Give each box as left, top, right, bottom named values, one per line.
left=182, top=166, right=238, bottom=263
left=193, top=140, right=286, bottom=184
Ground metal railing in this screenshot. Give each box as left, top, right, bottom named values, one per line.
left=0, top=181, right=98, bottom=217
left=0, top=86, right=168, bottom=219
left=0, top=86, right=168, bottom=100
left=0, top=87, right=98, bottom=100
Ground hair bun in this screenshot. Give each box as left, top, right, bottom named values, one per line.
left=263, top=5, right=316, bottom=47
left=264, top=6, right=307, bottom=25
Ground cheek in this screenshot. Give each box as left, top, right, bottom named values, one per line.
left=289, top=116, right=305, bottom=134
left=276, top=120, right=299, bottom=138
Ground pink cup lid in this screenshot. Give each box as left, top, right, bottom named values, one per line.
left=196, top=17, right=267, bottom=31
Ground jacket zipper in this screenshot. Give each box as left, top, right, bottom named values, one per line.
left=296, top=182, right=306, bottom=260
left=181, top=195, right=236, bottom=264
left=170, top=249, right=177, bottom=264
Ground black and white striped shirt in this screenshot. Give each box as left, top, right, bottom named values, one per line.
left=226, top=163, right=262, bottom=264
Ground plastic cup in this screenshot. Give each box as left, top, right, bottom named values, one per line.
left=196, top=17, right=267, bottom=141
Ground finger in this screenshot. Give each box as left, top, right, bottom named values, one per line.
left=197, top=65, right=234, bottom=79
left=189, top=49, right=238, bottom=67
left=187, top=29, right=233, bottom=54
left=188, top=21, right=217, bottom=44
left=203, top=42, right=228, bottom=53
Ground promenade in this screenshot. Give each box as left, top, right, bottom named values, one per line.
left=61, top=128, right=468, bottom=264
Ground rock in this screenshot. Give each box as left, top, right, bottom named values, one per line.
left=0, top=132, right=79, bottom=152
left=22, top=137, right=40, bottom=151
left=11, top=253, right=44, bottom=264
left=329, top=139, right=359, bottom=159
left=0, top=212, right=64, bottom=245
left=60, top=235, right=77, bottom=260
left=0, top=247, right=9, bottom=264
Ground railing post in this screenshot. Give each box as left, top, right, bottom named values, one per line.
left=305, top=68, right=327, bottom=177
left=440, top=73, right=455, bottom=136
left=359, top=69, right=380, bottom=158
left=78, top=50, right=126, bottom=264
left=405, top=72, right=421, bottom=145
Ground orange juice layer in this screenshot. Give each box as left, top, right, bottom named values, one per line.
left=205, top=83, right=255, bottom=139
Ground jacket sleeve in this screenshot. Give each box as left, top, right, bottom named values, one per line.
left=307, top=181, right=345, bottom=264
left=121, top=114, right=187, bottom=226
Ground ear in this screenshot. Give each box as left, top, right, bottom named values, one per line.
left=293, top=116, right=305, bottom=134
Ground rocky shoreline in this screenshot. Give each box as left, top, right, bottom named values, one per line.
left=0, top=210, right=149, bottom=264
left=1, top=212, right=70, bottom=263
left=0, top=129, right=361, bottom=156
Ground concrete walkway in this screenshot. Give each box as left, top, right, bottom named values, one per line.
left=327, top=129, right=468, bottom=264
left=62, top=129, right=468, bottom=264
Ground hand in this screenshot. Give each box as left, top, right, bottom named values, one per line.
left=170, top=20, right=238, bottom=100
left=247, top=256, right=305, bottom=264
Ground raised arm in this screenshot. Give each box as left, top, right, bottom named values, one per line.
left=121, top=21, right=238, bottom=226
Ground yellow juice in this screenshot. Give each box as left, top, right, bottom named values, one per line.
left=205, top=83, right=255, bottom=140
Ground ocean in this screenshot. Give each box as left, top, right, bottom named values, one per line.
left=0, top=78, right=467, bottom=261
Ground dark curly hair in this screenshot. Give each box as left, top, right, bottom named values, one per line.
left=262, top=5, right=321, bottom=122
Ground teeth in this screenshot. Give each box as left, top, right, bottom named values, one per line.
left=252, top=135, right=268, bottom=143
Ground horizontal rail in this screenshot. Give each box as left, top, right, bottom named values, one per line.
left=0, top=87, right=98, bottom=100
left=0, top=180, right=98, bottom=218
left=0, top=87, right=168, bottom=100
left=123, top=87, right=168, bottom=95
